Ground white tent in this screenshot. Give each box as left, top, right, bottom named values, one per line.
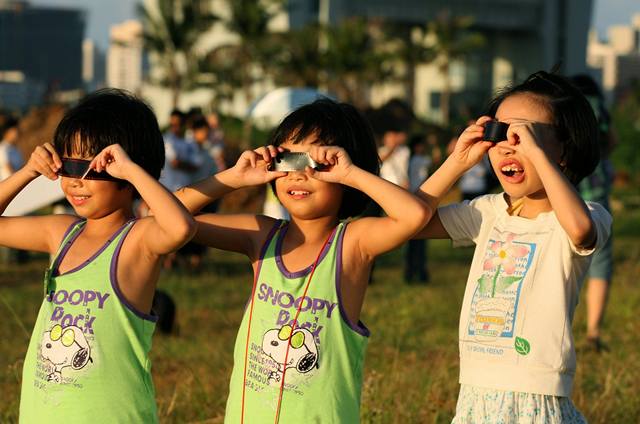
left=3, top=176, right=64, bottom=216
left=247, top=87, right=333, bottom=129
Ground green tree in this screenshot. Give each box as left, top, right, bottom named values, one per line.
left=611, top=81, right=640, bottom=177
left=138, top=0, right=217, bottom=108
left=426, top=11, right=485, bottom=125
left=322, top=17, right=396, bottom=108
left=270, top=23, right=324, bottom=88
left=205, top=0, right=282, bottom=105
left=385, top=23, right=436, bottom=109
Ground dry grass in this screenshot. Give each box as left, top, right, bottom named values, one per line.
left=1, top=205, right=639, bottom=423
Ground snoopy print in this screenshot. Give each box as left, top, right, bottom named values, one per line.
left=40, top=324, right=92, bottom=383
left=261, top=325, right=318, bottom=384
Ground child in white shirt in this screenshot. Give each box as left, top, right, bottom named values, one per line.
left=415, top=71, right=612, bottom=423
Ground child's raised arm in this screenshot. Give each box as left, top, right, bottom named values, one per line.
left=0, top=143, right=76, bottom=253
left=505, top=123, right=596, bottom=248
left=173, top=147, right=287, bottom=259
left=414, top=117, right=494, bottom=239
left=305, top=145, right=430, bottom=261
left=89, top=144, right=196, bottom=255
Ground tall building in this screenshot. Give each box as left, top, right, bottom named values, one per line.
left=106, top=20, right=143, bottom=95
left=588, top=14, right=640, bottom=104
left=0, top=1, right=85, bottom=92
left=288, top=0, right=593, bottom=121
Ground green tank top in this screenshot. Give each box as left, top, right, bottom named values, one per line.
left=20, top=219, right=158, bottom=423
left=225, top=221, right=369, bottom=423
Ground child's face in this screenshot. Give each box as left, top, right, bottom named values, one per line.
left=274, top=136, right=343, bottom=221
left=488, top=93, right=562, bottom=199
left=60, top=149, right=133, bottom=219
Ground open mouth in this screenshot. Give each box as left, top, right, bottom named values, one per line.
left=500, top=164, right=524, bottom=178
left=288, top=189, right=310, bottom=198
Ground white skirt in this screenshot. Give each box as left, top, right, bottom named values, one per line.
left=452, top=384, right=587, bottom=424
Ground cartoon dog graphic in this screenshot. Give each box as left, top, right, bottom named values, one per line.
left=41, top=324, right=92, bottom=383
left=262, top=324, right=318, bottom=384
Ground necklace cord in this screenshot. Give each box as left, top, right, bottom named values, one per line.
left=240, top=225, right=336, bottom=424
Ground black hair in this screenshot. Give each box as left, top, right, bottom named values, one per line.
left=1, top=117, right=18, bottom=139
left=170, top=109, right=185, bottom=120
left=53, top=88, right=165, bottom=184
left=191, top=116, right=209, bottom=130
left=486, top=70, right=599, bottom=184
left=269, top=98, right=380, bottom=219
left=569, top=74, right=611, bottom=142
left=408, top=133, right=427, bottom=154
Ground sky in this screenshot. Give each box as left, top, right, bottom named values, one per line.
left=29, top=0, right=640, bottom=50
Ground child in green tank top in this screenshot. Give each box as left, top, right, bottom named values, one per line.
left=175, top=99, right=433, bottom=423
left=0, top=89, right=196, bottom=423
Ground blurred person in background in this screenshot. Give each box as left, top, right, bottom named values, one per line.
left=160, top=109, right=197, bottom=192
left=405, top=133, right=432, bottom=284
left=378, top=122, right=410, bottom=189
left=0, top=117, right=28, bottom=263
left=159, top=109, right=197, bottom=270
left=207, top=112, right=226, bottom=172
left=0, top=117, right=25, bottom=181
left=571, top=74, right=616, bottom=352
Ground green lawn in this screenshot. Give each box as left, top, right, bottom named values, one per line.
left=1, top=202, right=639, bottom=423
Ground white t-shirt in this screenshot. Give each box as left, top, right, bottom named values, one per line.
left=438, top=193, right=612, bottom=396
left=378, top=145, right=409, bottom=187
left=0, top=142, right=24, bottom=181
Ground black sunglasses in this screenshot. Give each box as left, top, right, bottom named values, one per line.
left=57, top=158, right=122, bottom=182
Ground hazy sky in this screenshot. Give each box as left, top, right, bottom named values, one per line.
left=29, top=0, right=640, bottom=50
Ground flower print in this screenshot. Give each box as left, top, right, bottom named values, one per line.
left=483, top=233, right=529, bottom=275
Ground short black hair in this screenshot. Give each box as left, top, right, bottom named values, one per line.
left=486, top=71, right=599, bottom=184
left=53, top=88, right=165, bottom=181
left=170, top=109, right=185, bottom=120
left=269, top=98, right=380, bottom=219
left=191, top=116, right=209, bottom=130
left=1, top=117, right=18, bottom=139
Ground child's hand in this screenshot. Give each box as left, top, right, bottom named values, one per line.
left=449, top=117, right=494, bottom=169
left=89, top=144, right=135, bottom=179
left=505, top=121, right=557, bottom=160
left=25, top=142, right=62, bottom=180
left=305, top=146, right=354, bottom=183
left=229, top=146, right=287, bottom=187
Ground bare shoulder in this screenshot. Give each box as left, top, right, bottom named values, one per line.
left=42, top=214, right=82, bottom=253
left=340, top=220, right=374, bottom=282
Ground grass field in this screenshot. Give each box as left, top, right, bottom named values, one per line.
left=1, top=194, right=639, bottom=423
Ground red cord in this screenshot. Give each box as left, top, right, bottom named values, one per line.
left=273, top=230, right=334, bottom=424
left=240, top=257, right=261, bottom=424
left=240, top=225, right=335, bottom=424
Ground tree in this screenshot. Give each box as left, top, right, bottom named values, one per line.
left=138, top=0, right=217, bottom=108
left=426, top=11, right=485, bottom=125
left=385, top=22, right=436, bottom=110
left=270, top=23, right=324, bottom=88
left=322, top=17, right=396, bottom=108
left=205, top=0, right=282, bottom=106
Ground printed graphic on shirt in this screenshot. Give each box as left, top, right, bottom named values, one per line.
left=39, top=324, right=92, bottom=383
left=261, top=325, right=318, bottom=384
left=33, top=288, right=109, bottom=389
left=467, top=232, right=536, bottom=342
left=244, top=282, right=336, bottom=397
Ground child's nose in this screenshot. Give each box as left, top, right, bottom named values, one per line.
left=495, top=141, right=515, bottom=155
left=287, top=170, right=307, bottom=179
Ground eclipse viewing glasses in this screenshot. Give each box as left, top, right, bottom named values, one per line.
left=57, top=158, right=122, bottom=182
left=270, top=152, right=323, bottom=172
left=483, top=120, right=509, bottom=143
